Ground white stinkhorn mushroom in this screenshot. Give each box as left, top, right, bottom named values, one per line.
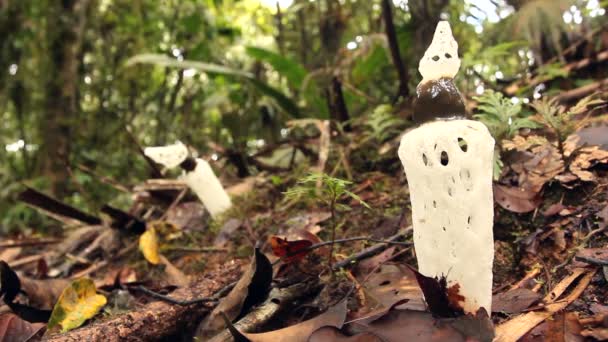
left=398, top=21, right=495, bottom=314
left=144, top=141, right=232, bottom=218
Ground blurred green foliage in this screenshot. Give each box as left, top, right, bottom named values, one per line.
left=0, top=0, right=604, bottom=233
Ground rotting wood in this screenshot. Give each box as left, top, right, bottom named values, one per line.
left=206, top=281, right=322, bottom=342
left=46, top=264, right=241, bottom=342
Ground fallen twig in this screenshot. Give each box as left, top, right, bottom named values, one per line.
left=574, top=255, right=608, bottom=266
left=332, top=227, right=413, bottom=270
left=0, top=238, right=61, bottom=248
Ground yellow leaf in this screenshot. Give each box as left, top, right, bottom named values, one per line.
left=139, top=227, right=161, bottom=264
left=47, top=278, right=107, bottom=333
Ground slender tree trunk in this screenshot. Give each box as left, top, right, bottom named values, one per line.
left=381, top=0, right=410, bottom=101
left=40, top=0, right=90, bottom=198
left=327, top=76, right=351, bottom=131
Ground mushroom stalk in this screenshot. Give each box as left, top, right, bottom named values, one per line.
left=398, top=22, right=495, bottom=314
left=144, top=141, right=232, bottom=218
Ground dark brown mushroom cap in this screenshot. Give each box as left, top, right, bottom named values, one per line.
left=412, top=77, right=467, bottom=125
left=179, top=156, right=197, bottom=172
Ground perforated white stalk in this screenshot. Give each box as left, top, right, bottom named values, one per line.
left=182, top=159, right=232, bottom=218
left=144, top=141, right=232, bottom=218
left=399, top=21, right=495, bottom=314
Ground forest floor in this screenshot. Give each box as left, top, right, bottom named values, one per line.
left=1, top=108, right=608, bottom=341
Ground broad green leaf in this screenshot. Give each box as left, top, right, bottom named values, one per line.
left=245, top=46, right=307, bottom=88
left=126, top=54, right=300, bottom=118
left=47, top=279, right=107, bottom=333
left=352, top=44, right=388, bottom=84
left=126, top=54, right=253, bottom=78
left=139, top=227, right=161, bottom=265
left=248, top=78, right=301, bottom=118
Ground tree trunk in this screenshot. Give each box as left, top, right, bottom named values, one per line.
left=39, top=0, right=90, bottom=198
left=381, top=0, right=410, bottom=100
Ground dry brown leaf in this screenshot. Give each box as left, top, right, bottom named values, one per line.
left=503, top=135, right=549, bottom=152
left=0, top=248, right=21, bottom=264
left=308, top=326, right=382, bottom=342
left=159, top=255, right=189, bottom=287
left=242, top=299, right=347, bottom=342
left=573, top=248, right=608, bottom=267
left=165, top=202, right=206, bottom=231
left=355, top=246, right=395, bottom=276
left=214, top=218, right=243, bottom=246
left=196, top=248, right=272, bottom=340
left=492, top=288, right=541, bottom=314
left=568, top=146, right=608, bottom=182
left=510, top=144, right=564, bottom=193
left=349, top=309, right=493, bottom=342
left=494, top=185, right=541, bottom=213
left=581, top=327, right=608, bottom=340
left=361, top=265, right=425, bottom=311
left=0, top=313, right=45, bottom=342
left=494, top=268, right=595, bottom=342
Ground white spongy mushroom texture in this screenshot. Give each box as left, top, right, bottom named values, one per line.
left=182, top=158, right=232, bottom=218
left=143, top=141, right=189, bottom=169
left=399, top=119, right=495, bottom=314
left=418, top=21, right=461, bottom=83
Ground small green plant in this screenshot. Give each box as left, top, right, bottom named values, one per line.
left=364, top=104, right=406, bottom=143
left=473, top=90, right=540, bottom=142
left=474, top=90, right=541, bottom=180
left=531, top=95, right=604, bottom=160
left=284, top=173, right=370, bottom=270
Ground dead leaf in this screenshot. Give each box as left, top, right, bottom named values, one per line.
left=503, top=135, right=549, bottom=152
left=286, top=212, right=331, bottom=233
left=1, top=261, right=66, bottom=322
left=495, top=268, right=595, bottom=342
left=573, top=248, right=608, bottom=267
left=520, top=311, right=583, bottom=342
left=0, top=313, right=45, bottom=342
left=242, top=299, right=348, bottom=342
left=407, top=265, right=464, bottom=318
left=349, top=309, right=467, bottom=342
left=492, top=288, right=541, bottom=314
left=581, top=327, right=608, bottom=340
left=0, top=248, right=21, bottom=264
left=508, top=144, right=564, bottom=193
left=99, top=267, right=137, bottom=290
left=568, top=146, right=608, bottom=182
left=269, top=236, right=313, bottom=263
left=196, top=248, right=272, bottom=340
left=494, top=184, right=541, bottom=213
left=159, top=255, right=189, bottom=287
left=308, top=326, right=382, bottom=342
left=47, top=278, right=107, bottom=333
left=165, top=202, right=207, bottom=231
left=542, top=203, right=566, bottom=217
left=355, top=247, right=395, bottom=276
left=214, top=219, right=243, bottom=246
left=361, top=265, right=425, bottom=311
left=139, top=227, right=161, bottom=264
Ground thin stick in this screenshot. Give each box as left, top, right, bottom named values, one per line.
left=136, top=280, right=237, bottom=306
left=333, top=228, right=413, bottom=270
left=0, top=238, right=61, bottom=248
left=136, top=286, right=218, bottom=305
left=165, top=246, right=228, bottom=253
left=574, top=255, right=608, bottom=266
left=273, top=229, right=413, bottom=265
left=159, top=188, right=188, bottom=221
